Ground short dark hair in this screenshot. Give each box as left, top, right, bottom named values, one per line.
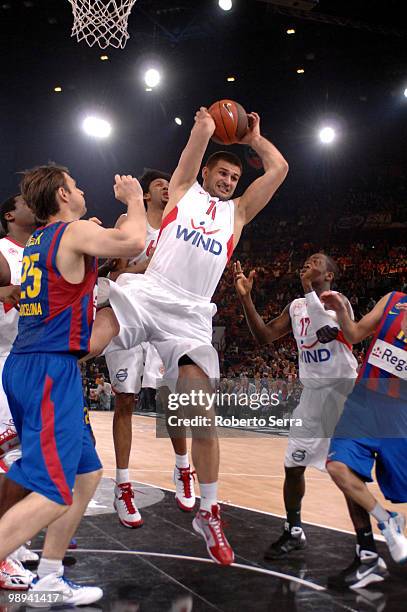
left=20, top=164, right=70, bottom=223
left=204, top=151, right=243, bottom=173
left=322, top=253, right=340, bottom=280
left=138, top=169, right=171, bottom=197
left=0, top=194, right=18, bottom=234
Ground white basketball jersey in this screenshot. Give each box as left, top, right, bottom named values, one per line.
left=129, top=221, right=159, bottom=266
left=146, top=182, right=235, bottom=299
left=0, top=237, right=24, bottom=356
left=289, top=296, right=358, bottom=387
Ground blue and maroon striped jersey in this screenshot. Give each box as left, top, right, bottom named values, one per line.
left=12, top=221, right=97, bottom=358
left=358, top=291, right=407, bottom=399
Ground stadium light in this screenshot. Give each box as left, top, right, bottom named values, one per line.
left=82, top=116, right=112, bottom=139
left=319, top=126, right=336, bottom=144
left=218, top=0, right=232, bottom=10
left=144, top=68, right=161, bottom=88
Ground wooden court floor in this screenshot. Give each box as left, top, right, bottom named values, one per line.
left=91, top=412, right=404, bottom=535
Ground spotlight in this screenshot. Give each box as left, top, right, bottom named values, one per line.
left=218, top=0, right=232, bottom=10
left=319, top=126, right=336, bottom=144
left=144, top=68, right=161, bottom=88
left=296, top=68, right=305, bottom=74
left=82, top=116, right=112, bottom=139
left=175, top=117, right=182, bottom=126
left=53, top=86, right=62, bottom=92
left=404, top=87, right=407, bottom=98
left=100, top=55, right=109, bottom=61
left=286, top=28, right=295, bottom=34
left=227, top=76, right=236, bottom=82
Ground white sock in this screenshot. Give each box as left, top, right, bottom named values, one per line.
left=370, top=503, right=391, bottom=523
left=175, top=453, right=189, bottom=469
left=199, top=482, right=218, bottom=512
left=37, top=557, right=63, bottom=579
left=116, top=468, right=130, bottom=485
left=305, top=290, right=337, bottom=330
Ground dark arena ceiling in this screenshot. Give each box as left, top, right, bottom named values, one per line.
left=1, top=0, right=406, bottom=222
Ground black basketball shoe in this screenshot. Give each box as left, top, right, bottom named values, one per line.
left=264, top=522, right=307, bottom=560
left=328, top=546, right=389, bottom=590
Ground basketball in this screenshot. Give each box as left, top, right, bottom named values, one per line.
left=208, top=99, right=249, bottom=145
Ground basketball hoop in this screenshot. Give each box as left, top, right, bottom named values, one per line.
left=68, top=0, right=138, bottom=49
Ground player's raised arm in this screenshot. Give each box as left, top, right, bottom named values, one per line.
left=169, top=107, right=216, bottom=202
left=234, top=260, right=291, bottom=344
left=320, top=291, right=391, bottom=344
left=235, top=113, right=288, bottom=224
left=65, top=175, right=146, bottom=259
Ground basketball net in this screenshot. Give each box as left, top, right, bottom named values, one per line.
left=68, top=0, right=138, bottom=49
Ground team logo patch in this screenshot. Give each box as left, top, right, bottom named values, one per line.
left=292, top=449, right=306, bottom=463
left=116, top=368, right=128, bottom=382
left=368, top=339, right=407, bottom=379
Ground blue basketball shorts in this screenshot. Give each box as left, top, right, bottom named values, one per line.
left=328, top=384, right=407, bottom=503
left=2, top=352, right=102, bottom=505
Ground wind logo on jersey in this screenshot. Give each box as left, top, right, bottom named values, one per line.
left=368, top=339, right=407, bottom=379
left=299, top=348, right=331, bottom=363
left=176, top=223, right=222, bottom=255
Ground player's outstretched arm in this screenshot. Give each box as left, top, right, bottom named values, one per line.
left=234, top=260, right=291, bottom=344
left=65, top=175, right=147, bottom=259
left=320, top=291, right=391, bottom=344
left=235, top=113, right=289, bottom=224
left=169, top=107, right=216, bottom=203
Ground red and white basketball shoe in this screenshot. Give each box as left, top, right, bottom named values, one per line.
left=113, top=482, right=144, bottom=528
left=174, top=466, right=196, bottom=512
left=192, top=504, right=234, bottom=565
left=0, top=557, right=35, bottom=590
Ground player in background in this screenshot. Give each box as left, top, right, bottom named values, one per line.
left=0, top=165, right=146, bottom=604
left=0, top=194, right=39, bottom=590
left=235, top=254, right=388, bottom=588
left=90, top=107, right=288, bottom=564
left=319, top=290, right=407, bottom=573
left=104, top=169, right=196, bottom=528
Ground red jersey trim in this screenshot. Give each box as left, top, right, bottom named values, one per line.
left=40, top=375, right=72, bottom=505
left=157, top=206, right=178, bottom=244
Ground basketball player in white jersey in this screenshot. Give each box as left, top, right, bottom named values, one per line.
left=0, top=194, right=39, bottom=589
left=104, top=170, right=196, bottom=527
left=90, top=107, right=288, bottom=564
left=235, top=253, right=388, bottom=588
